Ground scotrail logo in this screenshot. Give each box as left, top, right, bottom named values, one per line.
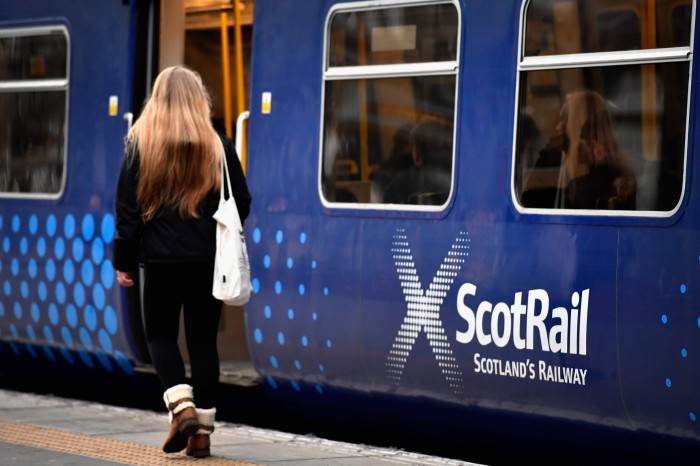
left=385, top=228, right=470, bottom=395
left=385, top=228, right=592, bottom=393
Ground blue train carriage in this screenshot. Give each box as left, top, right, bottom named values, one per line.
left=0, top=1, right=154, bottom=377
left=245, top=0, right=699, bottom=451
left=1, top=0, right=698, bottom=459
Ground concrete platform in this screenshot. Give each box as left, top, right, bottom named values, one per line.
left=0, top=388, right=477, bottom=465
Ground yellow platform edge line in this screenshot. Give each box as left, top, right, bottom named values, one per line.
left=0, top=419, right=256, bottom=466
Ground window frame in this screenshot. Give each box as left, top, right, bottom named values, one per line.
left=0, top=25, right=70, bottom=200
left=512, top=0, right=694, bottom=220
left=318, top=0, right=462, bottom=213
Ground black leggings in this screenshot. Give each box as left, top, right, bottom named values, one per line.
left=142, top=261, right=222, bottom=408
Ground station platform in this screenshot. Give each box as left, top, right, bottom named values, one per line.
left=0, top=388, right=476, bottom=466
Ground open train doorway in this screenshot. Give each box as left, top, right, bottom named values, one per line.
left=155, top=0, right=258, bottom=387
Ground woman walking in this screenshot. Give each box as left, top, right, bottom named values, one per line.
left=112, top=65, right=251, bottom=458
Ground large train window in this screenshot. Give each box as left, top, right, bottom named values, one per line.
left=320, top=1, right=459, bottom=209
left=514, top=0, right=691, bottom=215
left=0, top=27, right=67, bottom=197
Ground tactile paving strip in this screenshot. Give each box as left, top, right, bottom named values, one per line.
left=0, top=420, right=257, bottom=465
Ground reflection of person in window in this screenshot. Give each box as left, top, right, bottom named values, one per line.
left=370, top=123, right=414, bottom=203
left=523, top=90, right=636, bottom=210
left=381, top=118, right=452, bottom=205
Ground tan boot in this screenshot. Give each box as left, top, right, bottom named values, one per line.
left=186, top=434, right=211, bottom=458
left=162, top=384, right=199, bottom=453
left=186, top=408, right=216, bottom=458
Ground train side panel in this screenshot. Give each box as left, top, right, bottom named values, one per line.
left=0, top=1, right=144, bottom=375
left=245, top=0, right=699, bottom=447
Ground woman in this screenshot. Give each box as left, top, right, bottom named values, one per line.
left=380, top=117, right=453, bottom=205
left=522, top=89, right=636, bottom=210
left=112, top=66, right=251, bottom=458
left=562, top=90, right=637, bottom=209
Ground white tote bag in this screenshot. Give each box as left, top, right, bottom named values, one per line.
left=212, top=151, right=252, bottom=306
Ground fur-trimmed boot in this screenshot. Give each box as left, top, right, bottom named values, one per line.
left=186, top=408, right=216, bottom=458
left=162, top=384, right=199, bottom=453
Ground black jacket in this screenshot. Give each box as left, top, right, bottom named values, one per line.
left=112, top=131, right=251, bottom=272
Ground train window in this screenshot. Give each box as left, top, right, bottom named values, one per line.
left=0, top=28, right=67, bottom=197
left=515, top=0, right=691, bottom=215
left=321, top=2, right=459, bottom=208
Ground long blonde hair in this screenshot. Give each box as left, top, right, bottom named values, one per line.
left=562, top=90, right=636, bottom=206
left=126, top=65, right=221, bottom=220
left=562, top=90, right=632, bottom=179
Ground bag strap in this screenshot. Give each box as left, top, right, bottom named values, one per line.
left=220, top=141, right=233, bottom=202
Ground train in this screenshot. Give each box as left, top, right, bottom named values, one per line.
left=1, top=0, right=699, bottom=464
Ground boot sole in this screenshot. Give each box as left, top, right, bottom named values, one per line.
left=190, top=448, right=211, bottom=458
left=162, top=418, right=200, bottom=453
left=187, top=448, right=211, bottom=458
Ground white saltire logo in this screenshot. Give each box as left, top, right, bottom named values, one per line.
left=386, top=228, right=470, bottom=395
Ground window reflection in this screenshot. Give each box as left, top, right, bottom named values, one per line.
left=0, top=30, right=67, bottom=196
left=322, top=2, right=458, bottom=207
left=516, top=0, right=690, bottom=213
left=328, top=4, right=458, bottom=67
left=322, top=76, right=455, bottom=205
left=0, top=33, right=67, bottom=80
left=0, top=91, right=65, bottom=194
left=524, top=0, right=691, bottom=57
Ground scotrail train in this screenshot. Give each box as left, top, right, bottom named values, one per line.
left=1, top=0, right=699, bottom=464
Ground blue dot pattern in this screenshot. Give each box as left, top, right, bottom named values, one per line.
left=249, top=225, right=328, bottom=395
left=0, top=212, right=133, bottom=374
left=661, top=280, right=698, bottom=425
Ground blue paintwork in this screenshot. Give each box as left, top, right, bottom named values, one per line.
left=0, top=0, right=697, bottom=458
left=244, top=0, right=700, bottom=447
left=0, top=0, right=142, bottom=373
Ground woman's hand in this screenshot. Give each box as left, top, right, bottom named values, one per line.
left=116, top=270, right=134, bottom=287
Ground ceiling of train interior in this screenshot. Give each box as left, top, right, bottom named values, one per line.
left=184, top=0, right=254, bottom=30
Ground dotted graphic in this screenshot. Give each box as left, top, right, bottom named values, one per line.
left=250, top=227, right=327, bottom=395
left=662, top=276, right=697, bottom=424
left=386, top=228, right=470, bottom=395
left=0, top=212, right=132, bottom=374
